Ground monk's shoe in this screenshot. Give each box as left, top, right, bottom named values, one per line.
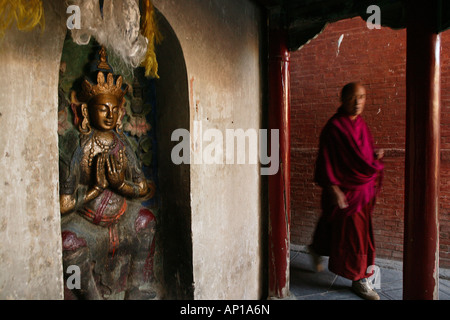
left=307, top=245, right=325, bottom=273
left=352, top=278, right=380, bottom=300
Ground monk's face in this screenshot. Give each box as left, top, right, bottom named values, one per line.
left=342, top=84, right=366, bottom=118
left=88, top=94, right=120, bottom=131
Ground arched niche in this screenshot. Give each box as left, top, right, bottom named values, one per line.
left=57, top=9, right=193, bottom=300
left=153, top=8, right=193, bottom=299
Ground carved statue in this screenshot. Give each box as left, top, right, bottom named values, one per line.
left=59, top=47, right=157, bottom=300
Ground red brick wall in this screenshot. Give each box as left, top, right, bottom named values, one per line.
left=290, top=17, right=450, bottom=268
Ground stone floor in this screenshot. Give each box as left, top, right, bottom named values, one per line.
left=289, top=247, right=450, bottom=300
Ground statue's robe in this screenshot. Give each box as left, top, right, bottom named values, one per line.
left=311, top=109, right=383, bottom=281
left=59, top=130, right=155, bottom=299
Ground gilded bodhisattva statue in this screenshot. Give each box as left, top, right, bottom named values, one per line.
left=59, top=47, right=156, bottom=300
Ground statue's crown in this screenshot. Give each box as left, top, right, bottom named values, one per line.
left=77, top=46, right=128, bottom=103
left=79, top=71, right=127, bottom=103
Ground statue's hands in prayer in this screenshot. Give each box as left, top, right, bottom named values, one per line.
left=330, top=185, right=349, bottom=209
left=375, top=149, right=384, bottom=160
left=64, top=153, right=111, bottom=210
left=106, top=153, right=125, bottom=190
left=95, top=153, right=109, bottom=190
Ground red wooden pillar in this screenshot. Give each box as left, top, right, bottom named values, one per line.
left=403, top=0, right=441, bottom=300
left=267, top=27, right=291, bottom=299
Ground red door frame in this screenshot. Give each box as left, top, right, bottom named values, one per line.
left=267, top=27, right=291, bottom=299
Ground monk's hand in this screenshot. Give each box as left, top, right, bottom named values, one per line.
left=106, top=153, right=125, bottom=190
left=375, top=149, right=384, bottom=160
left=330, top=185, right=349, bottom=209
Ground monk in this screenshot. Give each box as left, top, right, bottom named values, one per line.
left=309, top=82, right=384, bottom=300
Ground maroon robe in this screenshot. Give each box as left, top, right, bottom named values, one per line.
left=311, top=108, right=383, bottom=281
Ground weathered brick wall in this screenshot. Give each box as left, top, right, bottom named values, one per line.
left=290, top=17, right=450, bottom=268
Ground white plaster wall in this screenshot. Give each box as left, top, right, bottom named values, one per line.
left=0, top=1, right=66, bottom=299
left=0, top=0, right=264, bottom=300
left=153, top=0, right=264, bottom=299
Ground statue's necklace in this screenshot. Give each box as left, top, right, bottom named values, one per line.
left=94, top=134, right=117, bottom=152
left=88, top=133, right=118, bottom=167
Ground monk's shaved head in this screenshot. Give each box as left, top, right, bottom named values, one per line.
left=341, top=82, right=364, bottom=103
left=340, top=82, right=366, bottom=119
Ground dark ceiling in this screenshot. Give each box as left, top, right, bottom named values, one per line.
left=253, top=0, right=450, bottom=51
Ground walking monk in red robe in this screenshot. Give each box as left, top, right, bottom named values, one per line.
left=309, top=82, right=384, bottom=300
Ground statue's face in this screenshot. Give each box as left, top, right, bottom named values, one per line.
left=88, top=94, right=120, bottom=131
